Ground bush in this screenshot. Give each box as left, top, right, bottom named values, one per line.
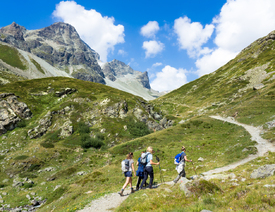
left=23, top=183, right=34, bottom=189
left=44, top=129, right=61, bottom=143
left=81, top=136, right=104, bottom=149
left=19, top=172, right=38, bottom=179
left=14, top=155, right=29, bottom=160
left=78, top=122, right=90, bottom=134
left=17, top=120, right=27, bottom=128
left=127, top=119, right=151, bottom=137
left=40, top=142, right=55, bottom=148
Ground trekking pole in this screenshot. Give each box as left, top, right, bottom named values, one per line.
left=156, top=156, right=164, bottom=183
left=191, top=160, right=197, bottom=175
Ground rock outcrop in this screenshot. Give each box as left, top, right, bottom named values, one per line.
left=250, top=164, right=275, bottom=179
left=0, top=93, right=32, bottom=135
left=28, top=111, right=52, bottom=139
left=102, top=59, right=151, bottom=89
left=0, top=22, right=105, bottom=84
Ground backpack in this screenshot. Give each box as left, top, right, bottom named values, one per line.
left=174, top=152, right=183, bottom=165
left=140, top=152, right=150, bottom=166
left=121, top=159, right=130, bottom=172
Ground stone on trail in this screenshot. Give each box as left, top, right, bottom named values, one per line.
left=198, top=157, right=204, bottom=162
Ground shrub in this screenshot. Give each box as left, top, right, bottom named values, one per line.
left=127, top=119, right=151, bottom=137
left=17, top=120, right=27, bottom=128
left=19, top=172, right=38, bottom=179
left=78, top=122, right=90, bottom=134
left=191, top=120, right=203, bottom=127
left=80, top=136, right=104, bottom=149
left=23, top=183, right=34, bottom=189
left=14, top=155, right=29, bottom=160
left=44, top=129, right=61, bottom=143
left=189, top=180, right=221, bottom=196
left=40, top=142, right=55, bottom=148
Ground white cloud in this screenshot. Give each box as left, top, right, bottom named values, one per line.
left=214, top=0, right=275, bottom=52
left=118, top=49, right=127, bottom=56
left=140, top=21, right=160, bottom=38
left=52, top=1, right=125, bottom=62
left=151, top=65, right=188, bottom=92
left=142, top=40, right=164, bottom=58
left=152, top=62, right=163, bottom=67
left=174, top=16, right=214, bottom=57
left=196, top=0, right=275, bottom=76
left=195, top=48, right=238, bottom=77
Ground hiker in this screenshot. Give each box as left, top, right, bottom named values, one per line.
left=136, top=151, right=148, bottom=191
left=139, top=146, right=159, bottom=189
left=173, top=146, right=192, bottom=183
left=119, top=152, right=135, bottom=196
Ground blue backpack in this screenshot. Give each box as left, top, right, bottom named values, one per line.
left=174, top=152, right=183, bottom=165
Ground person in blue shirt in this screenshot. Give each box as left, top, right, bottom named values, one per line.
left=173, top=146, right=192, bottom=183
left=135, top=151, right=148, bottom=191
left=139, top=146, right=159, bottom=189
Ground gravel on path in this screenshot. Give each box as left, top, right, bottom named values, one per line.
left=202, top=115, right=275, bottom=175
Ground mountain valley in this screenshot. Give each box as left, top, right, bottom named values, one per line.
left=0, top=24, right=275, bottom=212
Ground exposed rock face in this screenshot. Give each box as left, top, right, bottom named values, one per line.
left=102, top=59, right=151, bottom=89
left=0, top=93, right=32, bottom=135
left=0, top=22, right=105, bottom=84
left=60, top=120, right=73, bottom=138
left=28, top=111, right=52, bottom=139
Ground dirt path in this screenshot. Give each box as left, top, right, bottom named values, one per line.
left=202, top=115, right=275, bottom=175
left=78, top=115, right=275, bottom=211
left=78, top=188, right=131, bottom=212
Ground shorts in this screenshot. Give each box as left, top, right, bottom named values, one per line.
left=124, top=171, right=132, bottom=177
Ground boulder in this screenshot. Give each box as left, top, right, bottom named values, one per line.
left=28, top=111, right=52, bottom=139
left=0, top=94, right=32, bottom=135
left=60, top=120, right=73, bottom=138
left=253, top=83, right=264, bottom=90
left=179, top=177, right=192, bottom=197
left=250, top=164, right=275, bottom=179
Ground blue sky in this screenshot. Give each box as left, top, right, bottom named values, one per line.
left=1, top=0, right=275, bottom=92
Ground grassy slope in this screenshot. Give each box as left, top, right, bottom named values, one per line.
left=113, top=33, right=275, bottom=211
left=0, top=33, right=275, bottom=212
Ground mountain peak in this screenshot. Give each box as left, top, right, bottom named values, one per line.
left=0, top=22, right=26, bottom=40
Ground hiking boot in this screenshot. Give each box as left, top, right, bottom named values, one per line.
left=118, top=190, right=124, bottom=196
left=131, top=188, right=135, bottom=194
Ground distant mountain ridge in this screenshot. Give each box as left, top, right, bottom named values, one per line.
left=0, top=22, right=160, bottom=100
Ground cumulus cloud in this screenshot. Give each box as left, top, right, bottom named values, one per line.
left=142, top=40, right=164, bottom=58
left=174, top=16, right=214, bottom=57
left=151, top=65, right=188, bottom=92
left=195, top=48, right=238, bottom=76
left=53, top=1, right=125, bottom=62
left=140, top=21, right=160, bottom=38
left=196, top=0, right=275, bottom=76
left=118, top=49, right=127, bottom=56
left=152, top=62, right=163, bottom=67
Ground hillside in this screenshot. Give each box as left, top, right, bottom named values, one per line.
left=0, top=29, right=274, bottom=212
left=0, top=22, right=161, bottom=100
left=153, top=30, right=275, bottom=143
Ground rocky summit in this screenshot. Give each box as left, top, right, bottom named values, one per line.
left=0, top=22, right=159, bottom=100
left=0, top=22, right=104, bottom=84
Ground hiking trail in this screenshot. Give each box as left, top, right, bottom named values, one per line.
left=77, top=115, right=275, bottom=211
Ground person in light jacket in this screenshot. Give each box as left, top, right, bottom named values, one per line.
left=139, top=146, right=159, bottom=189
